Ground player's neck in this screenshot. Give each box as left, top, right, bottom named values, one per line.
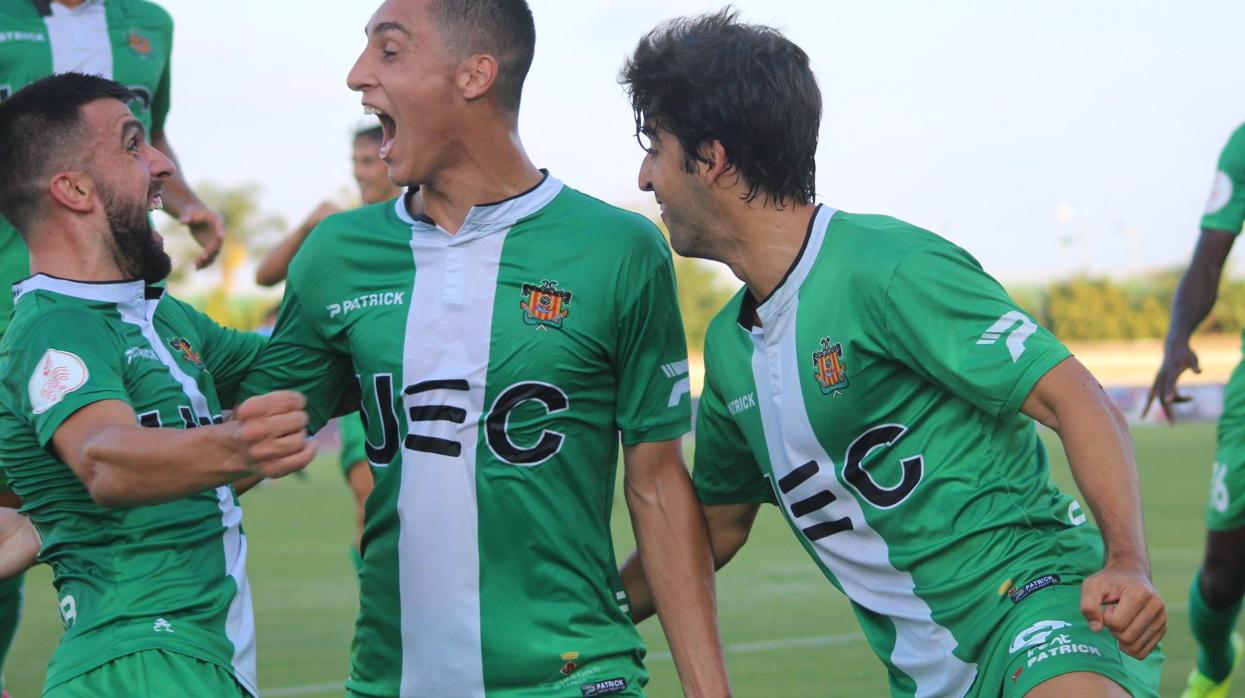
left=27, top=224, right=130, bottom=284
left=722, top=202, right=818, bottom=303
left=412, top=130, right=543, bottom=235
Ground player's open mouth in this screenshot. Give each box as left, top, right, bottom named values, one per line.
left=364, top=105, right=397, bottom=159
left=148, top=192, right=162, bottom=211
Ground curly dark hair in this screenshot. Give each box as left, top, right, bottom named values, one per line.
left=620, top=8, right=820, bottom=207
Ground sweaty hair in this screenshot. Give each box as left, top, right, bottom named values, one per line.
left=0, top=72, right=134, bottom=235
left=430, top=0, right=536, bottom=114
left=620, top=8, right=820, bottom=207
left=354, top=124, right=384, bottom=144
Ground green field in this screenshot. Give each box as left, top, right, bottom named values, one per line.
left=2, top=422, right=1235, bottom=696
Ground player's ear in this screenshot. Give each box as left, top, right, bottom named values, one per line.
left=48, top=170, right=96, bottom=215
left=458, top=53, right=499, bottom=102
left=697, top=141, right=735, bottom=188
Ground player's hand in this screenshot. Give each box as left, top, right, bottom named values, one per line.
left=302, top=201, right=341, bottom=232
left=232, top=391, right=316, bottom=480
left=1142, top=342, right=1200, bottom=424
left=1079, top=564, right=1166, bottom=659
left=179, top=204, right=226, bottom=269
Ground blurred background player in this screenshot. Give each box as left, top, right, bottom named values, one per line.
left=0, top=1, right=227, bottom=693
left=0, top=73, right=312, bottom=698
left=254, top=125, right=400, bottom=560
left=1148, top=121, right=1245, bottom=698
left=620, top=11, right=1164, bottom=697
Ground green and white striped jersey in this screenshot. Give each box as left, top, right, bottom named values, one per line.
left=694, top=206, right=1104, bottom=697
left=240, top=174, right=692, bottom=697
left=0, top=274, right=262, bottom=695
left=0, top=0, right=173, bottom=336
left=1203, top=122, right=1245, bottom=235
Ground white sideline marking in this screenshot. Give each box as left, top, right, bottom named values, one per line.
left=266, top=603, right=1190, bottom=694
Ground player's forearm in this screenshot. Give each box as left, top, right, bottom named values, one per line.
left=619, top=550, right=655, bottom=623
left=82, top=423, right=251, bottom=507
left=0, top=509, right=38, bottom=579
left=626, top=472, right=730, bottom=697
left=1166, top=266, right=1220, bottom=347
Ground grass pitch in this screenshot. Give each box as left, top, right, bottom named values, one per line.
left=3, top=422, right=1229, bottom=696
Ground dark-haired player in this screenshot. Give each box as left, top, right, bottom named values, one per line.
left=238, top=1, right=730, bottom=696
left=618, top=10, right=1164, bottom=697
left=0, top=73, right=312, bottom=697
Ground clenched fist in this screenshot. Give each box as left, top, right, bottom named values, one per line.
left=231, top=390, right=316, bottom=480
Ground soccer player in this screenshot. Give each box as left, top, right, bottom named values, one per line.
left=238, top=1, right=730, bottom=696
left=617, top=11, right=1165, bottom=697
left=0, top=2, right=226, bottom=689
left=1146, top=121, right=1245, bottom=697
left=0, top=73, right=314, bottom=697
left=254, top=125, right=401, bottom=558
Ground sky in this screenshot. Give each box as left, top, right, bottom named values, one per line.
left=154, top=0, right=1245, bottom=283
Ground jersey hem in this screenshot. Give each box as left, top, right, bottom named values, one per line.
left=1000, top=345, right=1072, bottom=416
left=35, top=389, right=131, bottom=447
left=619, top=421, right=690, bottom=446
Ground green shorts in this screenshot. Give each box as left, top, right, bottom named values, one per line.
left=338, top=414, right=368, bottom=479
left=972, top=583, right=1163, bottom=697
left=1209, top=357, right=1245, bottom=530
left=43, top=649, right=251, bottom=698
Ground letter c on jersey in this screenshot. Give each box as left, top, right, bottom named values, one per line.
left=486, top=382, right=569, bottom=466
left=843, top=424, right=924, bottom=509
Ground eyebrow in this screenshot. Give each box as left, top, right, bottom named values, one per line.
left=120, top=119, right=145, bottom=146
left=367, top=21, right=410, bottom=37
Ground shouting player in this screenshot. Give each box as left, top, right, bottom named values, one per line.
left=618, top=11, right=1165, bottom=697
left=0, top=73, right=313, bottom=697
left=239, top=1, right=730, bottom=696
left=1147, top=121, right=1245, bottom=698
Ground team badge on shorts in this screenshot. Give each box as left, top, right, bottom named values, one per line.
left=520, top=280, right=572, bottom=330
left=126, top=30, right=152, bottom=57
left=167, top=337, right=205, bottom=369
left=812, top=337, right=849, bottom=395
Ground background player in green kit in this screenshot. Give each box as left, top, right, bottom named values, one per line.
left=1147, top=121, right=1245, bottom=697
left=0, top=73, right=314, bottom=697
left=239, top=1, right=731, bottom=696
left=0, top=2, right=227, bottom=690
left=617, top=11, right=1166, bottom=697
left=254, top=125, right=402, bottom=560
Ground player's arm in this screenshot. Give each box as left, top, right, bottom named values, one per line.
left=1022, top=357, right=1165, bottom=659
left=622, top=500, right=760, bottom=623
left=255, top=202, right=340, bottom=287
left=149, top=130, right=225, bottom=269
left=623, top=438, right=731, bottom=698
left=1144, top=228, right=1235, bottom=422
left=0, top=509, right=38, bottom=579
left=50, top=392, right=314, bottom=508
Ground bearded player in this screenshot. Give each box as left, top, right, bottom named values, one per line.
left=618, top=11, right=1165, bottom=697
left=0, top=73, right=312, bottom=697
left=1146, top=121, right=1245, bottom=698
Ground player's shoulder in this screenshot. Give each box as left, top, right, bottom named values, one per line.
left=0, top=0, right=40, bottom=22
left=542, top=185, right=670, bottom=257
left=114, top=0, right=173, bottom=29
left=1218, top=122, right=1245, bottom=168
left=827, top=209, right=977, bottom=276
left=705, top=287, right=752, bottom=349
left=290, top=199, right=404, bottom=281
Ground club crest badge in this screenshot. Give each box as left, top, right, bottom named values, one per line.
left=520, top=280, right=572, bottom=330
left=168, top=337, right=205, bottom=369
left=812, top=337, right=849, bottom=396
left=126, top=30, right=152, bottom=57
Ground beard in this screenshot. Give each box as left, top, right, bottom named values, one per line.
left=98, top=179, right=171, bottom=284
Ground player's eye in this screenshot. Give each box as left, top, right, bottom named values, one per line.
left=127, top=137, right=141, bottom=153
left=636, top=132, right=655, bottom=155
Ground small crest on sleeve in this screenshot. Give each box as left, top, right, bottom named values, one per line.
left=29, top=349, right=90, bottom=414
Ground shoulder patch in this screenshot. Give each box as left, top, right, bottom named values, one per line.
left=29, top=349, right=90, bottom=415
left=1206, top=170, right=1233, bottom=215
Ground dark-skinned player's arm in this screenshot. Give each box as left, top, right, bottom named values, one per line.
left=621, top=500, right=761, bottom=623
left=50, top=391, right=314, bottom=508
left=623, top=438, right=732, bottom=698
left=1143, top=228, right=1236, bottom=423
left=1022, top=357, right=1165, bottom=659
left=150, top=131, right=225, bottom=270
left=0, top=508, right=38, bottom=579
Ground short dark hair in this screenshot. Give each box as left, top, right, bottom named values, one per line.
left=430, top=0, right=536, bottom=114
left=0, top=72, right=134, bottom=235
left=354, top=124, right=384, bottom=144
left=620, top=9, right=820, bottom=207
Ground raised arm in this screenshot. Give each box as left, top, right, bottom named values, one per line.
left=1144, top=229, right=1236, bottom=422
left=623, top=438, right=731, bottom=697
left=51, top=391, right=314, bottom=508
left=1022, top=357, right=1165, bottom=659
left=255, top=202, right=340, bottom=287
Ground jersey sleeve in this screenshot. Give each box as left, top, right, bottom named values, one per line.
left=1201, top=123, right=1245, bottom=234
left=178, top=301, right=265, bottom=408
left=613, top=240, right=693, bottom=445
left=693, top=357, right=775, bottom=506
left=236, top=268, right=353, bottom=434
left=11, top=307, right=129, bottom=447
left=882, top=244, right=1071, bottom=418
